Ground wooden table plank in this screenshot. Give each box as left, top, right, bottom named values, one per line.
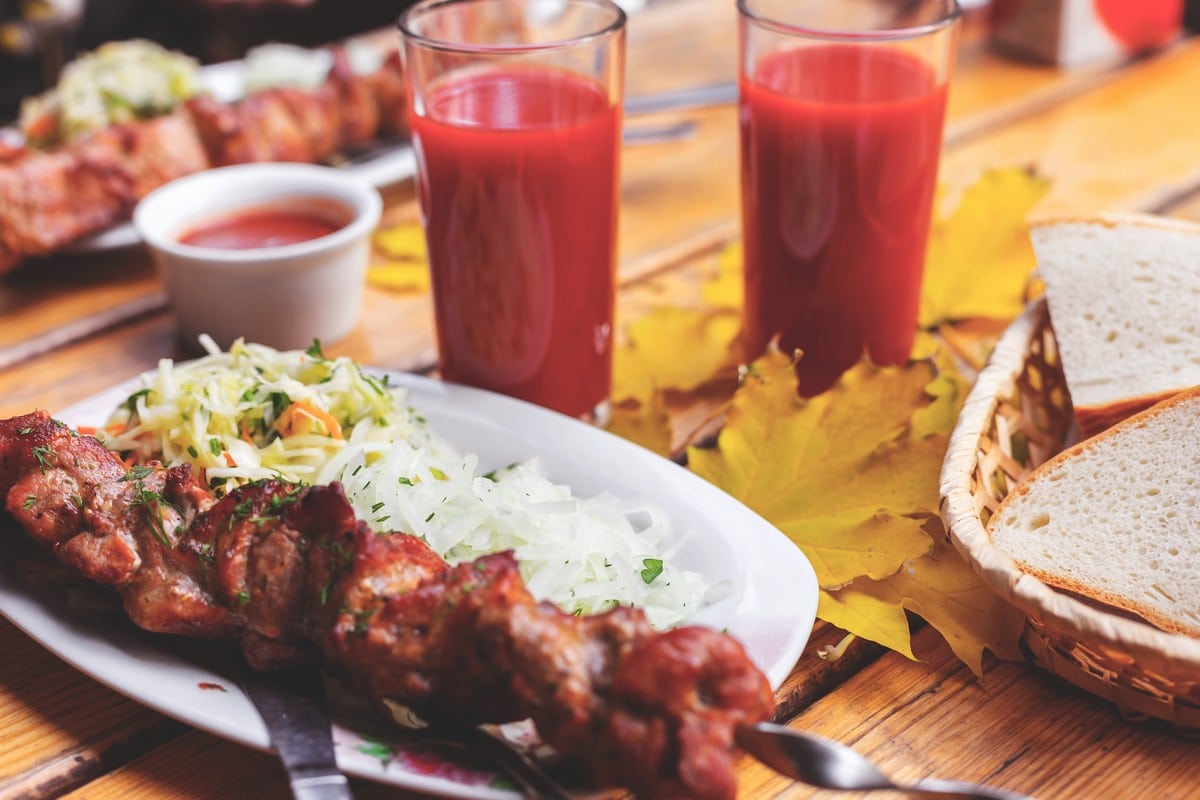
left=943, top=38, right=1200, bottom=217
left=736, top=625, right=1200, bottom=799
left=0, top=619, right=183, bottom=799
left=53, top=732, right=428, bottom=800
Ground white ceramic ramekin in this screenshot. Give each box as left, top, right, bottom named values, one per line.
left=133, top=163, right=383, bottom=351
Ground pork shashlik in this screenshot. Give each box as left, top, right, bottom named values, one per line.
left=0, top=42, right=409, bottom=274
left=0, top=411, right=776, bottom=799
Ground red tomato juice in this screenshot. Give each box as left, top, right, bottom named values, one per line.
left=740, top=44, right=948, bottom=396
left=410, top=66, right=620, bottom=418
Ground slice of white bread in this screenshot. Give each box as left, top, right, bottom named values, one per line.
left=987, top=384, right=1200, bottom=637
left=1031, top=214, right=1200, bottom=438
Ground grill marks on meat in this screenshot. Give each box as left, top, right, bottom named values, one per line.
left=0, top=411, right=775, bottom=800
left=0, top=47, right=409, bottom=273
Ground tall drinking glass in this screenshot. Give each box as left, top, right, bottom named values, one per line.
left=399, top=0, right=625, bottom=422
left=738, top=0, right=961, bottom=396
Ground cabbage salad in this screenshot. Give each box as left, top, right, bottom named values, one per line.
left=20, top=40, right=201, bottom=147
left=96, top=337, right=709, bottom=628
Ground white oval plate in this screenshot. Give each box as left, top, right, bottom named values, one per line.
left=0, top=370, right=818, bottom=798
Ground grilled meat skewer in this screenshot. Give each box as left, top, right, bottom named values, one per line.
left=0, top=411, right=775, bottom=799
left=0, top=43, right=410, bottom=274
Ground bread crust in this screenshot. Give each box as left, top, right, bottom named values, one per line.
left=987, top=384, right=1200, bottom=638
left=1074, top=389, right=1187, bottom=439
left=1031, top=213, right=1200, bottom=437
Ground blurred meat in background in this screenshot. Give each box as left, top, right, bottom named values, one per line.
left=0, top=0, right=408, bottom=120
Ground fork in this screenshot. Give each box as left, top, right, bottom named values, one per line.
left=736, top=722, right=1036, bottom=800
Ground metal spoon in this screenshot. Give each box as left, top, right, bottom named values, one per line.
left=736, top=722, right=1036, bottom=800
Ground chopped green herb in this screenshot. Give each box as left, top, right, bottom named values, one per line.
left=235, top=589, right=251, bottom=606
left=31, top=445, right=53, bottom=471
left=22, top=495, right=36, bottom=511
left=208, top=438, right=222, bottom=456
left=186, top=445, right=199, bottom=458
left=122, top=465, right=154, bottom=482
left=269, top=391, right=291, bottom=419
left=122, top=388, right=151, bottom=413
left=305, top=339, right=326, bottom=359
left=640, top=558, right=664, bottom=584
left=357, top=739, right=393, bottom=766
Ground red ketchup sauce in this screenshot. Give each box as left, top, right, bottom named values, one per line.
left=410, top=66, right=620, bottom=419
left=178, top=200, right=348, bottom=250
left=739, top=44, right=948, bottom=396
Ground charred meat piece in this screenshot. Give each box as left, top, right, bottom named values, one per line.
left=0, top=411, right=775, bottom=799
left=364, top=50, right=409, bottom=138
left=328, top=48, right=382, bottom=149
left=185, top=87, right=333, bottom=166
left=0, top=111, right=210, bottom=273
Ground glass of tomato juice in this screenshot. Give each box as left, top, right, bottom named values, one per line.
left=738, top=0, right=961, bottom=396
left=399, top=0, right=625, bottom=422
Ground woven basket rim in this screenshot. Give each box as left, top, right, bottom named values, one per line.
left=939, top=298, right=1200, bottom=676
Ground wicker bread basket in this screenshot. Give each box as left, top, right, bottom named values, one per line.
left=939, top=298, right=1200, bottom=729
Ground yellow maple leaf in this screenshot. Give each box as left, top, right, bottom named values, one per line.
left=606, top=395, right=673, bottom=458
left=374, top=222, right=428, bottom=261
left=612, top=306, right=739, bottom=404
left=688, top=347, right=1021, bottom=671
left=701, top=241, right=743, bottom=310
left=919, top=166, right=1050, bottom=328
left=367, top=262, right=431, bottom=293
left=818, top=582, right=917, bottom=660
left=687, top=349, right=941, bottom=589
left=369, top=222, right=431, bottom=293
left=909, top=330, right=969, bottom=439
left=823, top=537, right=1026, bottom=677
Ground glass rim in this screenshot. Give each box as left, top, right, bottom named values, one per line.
left=398, top=0, right=627, bottom=55
left=736, top=0, right=962, bottom=42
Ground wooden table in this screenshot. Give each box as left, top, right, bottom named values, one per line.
left=2, top=1, right=1199, bottom=797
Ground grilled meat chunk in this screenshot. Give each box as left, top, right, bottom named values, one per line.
left=0, top=111, right=211, bottom=273
left=0, top=41, right=408, bottom=274
left=0, top=411, right=775, bottom=799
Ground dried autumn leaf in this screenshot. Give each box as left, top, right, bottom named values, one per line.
left=687, top=349, right=940, bottom=589
left=369, top=222, right=431, bottom=293
left=606, top=395, right=673, bottom=458
left=823, top=536, right=1026, bottom=677
left=919, top=166, right=1050, bottom=328
left=612, top=306, right=739, bottom=404
left=909, top=330, right=969, bottom=439
left=687, top=346, right=1023, bottom=672
left=818, top=581, right=917, bottom=660
left=367, top=263, right=431, bottom=293
left=374, top=221, right=428, bottom=261
left=701, top=241, right=743, bottom=310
